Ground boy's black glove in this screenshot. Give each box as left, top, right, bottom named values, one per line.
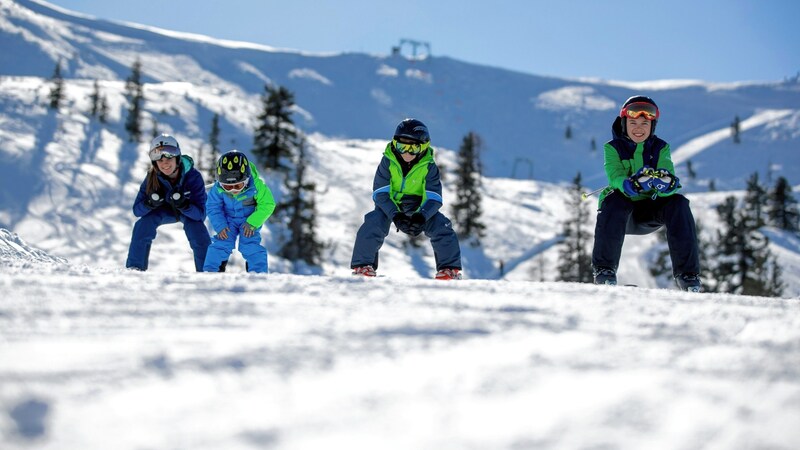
left=144, top=192, right=165, bottom=209
left=393, top=213, right=412, bottom=234
left=407, top=213, right=426, bottom=236
left=169, top=191, right=190, bottom=210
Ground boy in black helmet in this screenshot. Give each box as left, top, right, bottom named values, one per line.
left=350, top=118, right=463, bottom=280
left=591, top=96, right=702, bottom=292
left=203, top=150, right=276, bottom=273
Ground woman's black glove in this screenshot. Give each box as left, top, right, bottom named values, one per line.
left=169, top=191, right=190, bottom=210
left=144, top=193, right=165, bottom=209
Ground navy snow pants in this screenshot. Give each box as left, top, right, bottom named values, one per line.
left=125, top=208, right=210, bottom=272
left=351, top=208, right=461, bottom=271
left=592, top=192, right=699, bottom=277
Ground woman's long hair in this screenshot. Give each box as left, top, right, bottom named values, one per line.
left=145, top=164, right=162, bottom=196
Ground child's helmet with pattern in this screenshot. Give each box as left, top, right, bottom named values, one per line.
left=216, top=150, right=250, bottom=184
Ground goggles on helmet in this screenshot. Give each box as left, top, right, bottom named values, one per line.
left=221, top=177, right=248, bottom=193
left=393, top=138, right=430, bottom=155
left=149, top=145, right=181, bottom=161
left=620, top=102, right=659, bottom=121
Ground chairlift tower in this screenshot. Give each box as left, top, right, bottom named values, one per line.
left=392, top=39, right=431, bottom=60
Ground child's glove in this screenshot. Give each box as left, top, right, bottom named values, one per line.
left=622, top=178, right=641, bottom=198
left=392, top=213, right=412, bottom=234
left=407, top=213, right=426, bottom=236
left=651, top=169, right=680, bottom=195
left=242, top=223, right=257, bottom=238
left=144, top=192, right=165, bottom=209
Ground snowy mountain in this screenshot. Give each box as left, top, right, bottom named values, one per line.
left=1, top=0, right=799, bottom=292
left=2, top=230, right=800, bottom=449
left=2, top=0, right=800, bottom=184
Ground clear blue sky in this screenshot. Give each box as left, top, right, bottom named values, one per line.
left=47, top=0, right=799, bottom=83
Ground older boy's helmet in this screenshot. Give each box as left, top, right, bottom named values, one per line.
left=216, top=150, right=250, bottom=184
left=393, top=118, right=430, bottom=144
left=619, top=95, right=659, bottom=135
left=149, top=134, right=181, bottom=162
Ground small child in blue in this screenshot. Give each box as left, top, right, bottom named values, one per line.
left=203, top=150, right=276, bottom=273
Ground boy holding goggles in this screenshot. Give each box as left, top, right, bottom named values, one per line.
left=591, top=96, right=702, bottom=292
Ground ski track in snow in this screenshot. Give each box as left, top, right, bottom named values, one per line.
left=1, top=258, right=799, bottom=449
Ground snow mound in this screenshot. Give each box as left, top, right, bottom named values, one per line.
left=0, top=228, right=67, bottom=266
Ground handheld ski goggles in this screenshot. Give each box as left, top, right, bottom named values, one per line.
left=220, top=177, right=249, bottom=193
left=392, top=138, right=430, bottom=155
left=620, top=102, right=660, bottom=121
left=149, top=145, right=181, bottom=161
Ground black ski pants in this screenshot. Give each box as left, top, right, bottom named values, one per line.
left=592, top=191, right=700, bottom=277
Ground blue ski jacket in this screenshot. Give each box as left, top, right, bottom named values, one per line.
left=132, top=155, right=207, bottom=222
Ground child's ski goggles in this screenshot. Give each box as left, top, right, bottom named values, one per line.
left=149, top=145, right=180, bottom=161
left=393, top=139, right=430, bottom=155
left=620, top=102, right=659, bottom=120
left=221, top=178, right=248, bottom=193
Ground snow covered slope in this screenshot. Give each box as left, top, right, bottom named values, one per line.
left=1, top=231, right=799, bottom=449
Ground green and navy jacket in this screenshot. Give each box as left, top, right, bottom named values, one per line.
left=206, top=162, right=276, bottom=231
left=598, top=116, right=678, bottom=206
left=371, top=142, right=444, bottom=220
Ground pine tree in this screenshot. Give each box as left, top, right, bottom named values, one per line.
left=731, top=115, right=741, bottom=143
left=277, top=139, right=324, bottom=267
left=743, top=172, right=767, bottom=229
left=710, top=194, right=783, bottom=297
left=207, top=113, right=222, bottom=181
left=450, top=131, right=486, bottom=245
left=252, top=84, right=299, bottom=171
left=556, top=172, right=593, bottom=283
left=711, top=196, right=740, bottom=292
left=89, top=80, right=101, bottom=117
left=767, top=176, right=800, bottom=232
left=48, top=60, right=64, bottom=110
left=124, top=59, right=144, bottom=143
left=686, top=160, right=697, bottom=180
left=98, top=95, right=109, bottom=124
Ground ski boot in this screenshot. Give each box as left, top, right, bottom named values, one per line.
left=593, top=267, right=617, bottom=285
left=435, top=268, right=462, bottom=280
left=675, top=273, right=702, bottom=292
left=352, top=265, right=376, bottom=277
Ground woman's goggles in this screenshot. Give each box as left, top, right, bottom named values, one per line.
left=620, top=102, right=659, bottom=120
left=221, top=178, right=248, bottom=193
left=393, top=139, right=430, bottom=155
left=149, top=145, right=180, bottom=161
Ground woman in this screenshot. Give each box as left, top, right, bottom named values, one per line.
left=125, top=134, right=210, bottom=271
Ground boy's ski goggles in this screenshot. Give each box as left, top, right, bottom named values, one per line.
left=149, top=145, right=180, bottom=161
left=620, top=102, right=659, bottom=120
left=221, top=178, right=248, bottom=192
left=393, top=139, right=430, bottom=155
